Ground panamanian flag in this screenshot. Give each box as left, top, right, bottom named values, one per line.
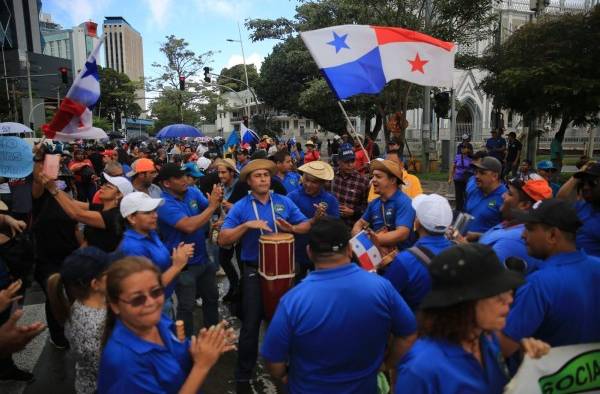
left=350, top=230, right=383, bottom=271
left=240, top=123, right=259, bottom=145
left=43, top=36, right=107, bottom=141
left=301, top=25, right=456, bottom=99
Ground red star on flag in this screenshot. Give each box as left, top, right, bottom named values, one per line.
left=408, top=53, right=428, bottom=74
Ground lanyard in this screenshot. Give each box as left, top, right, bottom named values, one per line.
left=251, top=192, right=278, bottom=235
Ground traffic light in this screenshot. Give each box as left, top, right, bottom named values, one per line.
left=179, top=75, right=185, bottom=91
left=203, top=67, right=211, bottom=83
left=433, top=91, right=451, bottom=119
left=59, top=67, right=68, bottom=84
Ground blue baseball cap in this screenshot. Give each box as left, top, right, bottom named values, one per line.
left=339, top=143, right=355, bottom=161
left=537, top=160, right=556, bottom=171
left=182, top=162, right=204, bottom=178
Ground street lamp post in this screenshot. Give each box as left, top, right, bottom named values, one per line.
left=226, top=21, right=251, bottom=118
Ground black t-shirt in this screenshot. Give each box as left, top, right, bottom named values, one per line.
left=32, top=191, right=78, bottom=263
left=506, top=139, right=523, bottom=163
left=83, top=206, right=124, bottom=252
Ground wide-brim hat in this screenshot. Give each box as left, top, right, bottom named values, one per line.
left=214, top=158, right=239, bottom=174
left=298, top=160, right=334, bottom=181
left=239, top=159, right=276, bottom=182
left=305, top=140, right=315, bottom=146
left=370, top=159, right=405, bottom=185
left=421, top=243, right=525, bottom=309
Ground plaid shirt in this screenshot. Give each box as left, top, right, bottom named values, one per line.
left=331, top=169, right=370, bottom=226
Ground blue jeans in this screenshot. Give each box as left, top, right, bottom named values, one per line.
left=236, top=264, right=263, bottom=381
left=175, top=263, right=219, bottom=336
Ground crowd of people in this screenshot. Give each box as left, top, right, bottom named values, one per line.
left=0, top=128, right=598, bottom=394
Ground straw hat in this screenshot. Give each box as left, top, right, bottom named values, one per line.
left=214, top=158, right=239, bottom=174
left=305, top=140, right=315, bottom=146
left=298, top=161, right=334, bottom=181
left=370, top=159, right=405, bottom=184
left=239, top=159, right=276, bottom=182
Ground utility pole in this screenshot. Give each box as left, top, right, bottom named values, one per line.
left=25, top=52, right=33, bottom=129
left=421, top=0, right=433, bottom=172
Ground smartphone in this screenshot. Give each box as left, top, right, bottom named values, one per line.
left=43, top=154, right=60, bottom=180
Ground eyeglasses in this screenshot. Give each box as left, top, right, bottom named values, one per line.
left=119, top=286, right=164, bottom=307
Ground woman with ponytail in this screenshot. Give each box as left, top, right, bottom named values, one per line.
left=47, top=247, right=114, bottom=394
left=98, top=257, right=236, bottom=394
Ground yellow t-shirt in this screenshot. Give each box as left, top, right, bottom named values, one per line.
left=367, top=170, right=423, bottom=202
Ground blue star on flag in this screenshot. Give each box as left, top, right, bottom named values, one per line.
left=327, top=32, right=350, bottom=53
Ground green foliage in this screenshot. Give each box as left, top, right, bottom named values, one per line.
left=98, top=66, right=142, bottom=124
left=217, top=64, right=259, bottom=93
left=92, top=116, right=113, bottom=132
left=149, top=89, right=202, bottom=133
left=479, top=7, right=600, bottom=129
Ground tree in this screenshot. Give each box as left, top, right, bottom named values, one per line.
left=149, top=89, right=202, bottom=134
left=217, top=64, right=259, bottom=93
left=247, top=0, right=497, bottom=149
left=479, top=6, right=600, bottom=156
left=97, top=66, right=142, bottom=125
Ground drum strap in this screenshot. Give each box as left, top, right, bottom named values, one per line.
left=251, top=192, right=278, bottom=235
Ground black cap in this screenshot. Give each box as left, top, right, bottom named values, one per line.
left=157, top=163, right=186, bottom=182
left=421, top=243, right=525, bottom=309
left=308, top=217, right=350, bottom=254
left=251, top=150, right=268, bottom=160
left=573, top=162, right=600, bottom=179
left=471, top=156, right=502, bottom=174
left=60, top=247, right=117, bottom=286
left=511, top=198, right=582, bottom=233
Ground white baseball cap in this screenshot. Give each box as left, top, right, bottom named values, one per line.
left=411, top=194, right=453, bottom=234
left=103, top=173, right=134, bottom=197
left=462, top=134, right=469, bottom=140
left=120, top=192, right=164, bottom=218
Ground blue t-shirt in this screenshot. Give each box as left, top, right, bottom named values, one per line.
left=362, top=190, right=415, bottom=249
left=287, top=188, right=340, bottom=266
left=274, top=172, right=302, bottom=194
left=574, top=200, right=600, bottom=257
left=395, top=335, right=508, bottom=394
left=98, top=315, right=192, bottom=394
left=464, top=183, right=507, bottom=233
left=479, top=223, right=542, bottom=275
left=222, top=193, right=307, bottom=263
left=119, top=229, right=175, bottom=297
left=503, top=250, right=600, bottom=346
left=383, top=235, right=453, bottom=310
left=157, top=187, right=209, bottom=266
left=261, top=264, right=416, bottom=394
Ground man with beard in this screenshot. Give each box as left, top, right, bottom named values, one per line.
left=477, top=176, right=552, bottom=274
left=557, top=162, right=600, bottom=257
left=498, top=199, right=600, bottom=357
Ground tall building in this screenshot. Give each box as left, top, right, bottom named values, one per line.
left=103, top=16, right=145, bottom=110
left=0, top=0, right=43, bottom=53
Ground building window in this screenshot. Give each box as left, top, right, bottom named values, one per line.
left=306, top=120, right=311, bottom=129
left=293, top=120, right=298, bottom=129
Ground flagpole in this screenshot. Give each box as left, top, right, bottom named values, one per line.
left=337, top=101, right=370, bottom=163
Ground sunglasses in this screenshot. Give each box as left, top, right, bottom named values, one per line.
left=119, top=286, right=164, bottom=307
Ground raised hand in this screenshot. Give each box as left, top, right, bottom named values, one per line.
left=172, top=242, right=195, bottom=269
left=0, top=309, right=46, bottom=355
left=207, top=184, right=224, bottom=208
left=189, top=321, right=237, bottom=369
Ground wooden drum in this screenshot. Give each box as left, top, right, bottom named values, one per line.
left=259, top=233, right=295, bottom=320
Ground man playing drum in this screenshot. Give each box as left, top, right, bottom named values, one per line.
left=218, top=159, right=313, bottom=393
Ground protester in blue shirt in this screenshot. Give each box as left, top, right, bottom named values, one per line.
left=236, top=147, right=250, bottom=171
left=536, top=160, right=561, bottom=196
left=396, top=244, right=549, bottom=394
left=485, top=129, right=506, bottom=164
left=287, top=161, right=339, bottom=281
left=353, top=159, right=415, bottom=251
left=556, top=162, right=600, bottom=257
left=218, top=159, right=313, bottom=392
left=156, top=163, right=223, bottom=336
left=383, top=194, right=453, bottom=310
left=98, top=257, right=235, bottom=394
left=272, top=151, right=301, bottom=194
left=464, top=156, right=507, bottom=235
left=498, top=199, right=600, bottom=357
left=477, top=177, right=552, bottom=275
left=262, top=217, right=417, bottom=394
left=119, top=192, right=193, bottom=301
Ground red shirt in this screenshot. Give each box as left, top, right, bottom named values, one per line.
left=353, top=148, right=369, bottom=174
left=304, top=150, right=320, bottom=163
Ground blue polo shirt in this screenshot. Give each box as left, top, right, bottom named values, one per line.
left=464, top=183, right=507, bottom=233
left=574, top=200, right=600, bottom=257
left=119, top=229, right=175, bottom=297
left=261, top=263, right=416, bottom=394
left=362, top=190, right=415, bottom=249
left=287, top=188, right=340, bottom=266
left=98, top=315, right=192, bottom=394
left=274, top=172, right=302, bottom=194
left=157, top=187, right=209, bottom=266
left=479, top=223, right=542, bottom=274
left=222, top=193, right=307, bottom=263
left=383, top=235, right=453, bottom=310
left=503, top=250, right=600, bottom=346
left=395, top=335, right=508, bottom=394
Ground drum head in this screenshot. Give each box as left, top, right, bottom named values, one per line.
left=260, top=233, right=294, bottom=242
